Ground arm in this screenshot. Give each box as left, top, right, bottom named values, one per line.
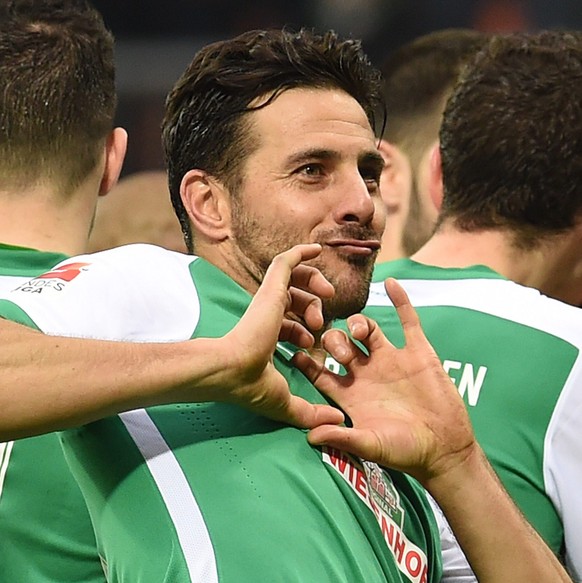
left=293, top=278, right=571, bottom=583
left=0, top=244, right=343, bottom=440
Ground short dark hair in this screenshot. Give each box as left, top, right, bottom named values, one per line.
left=379, top=28, right=487, bottom=168
left=0, top=0, right=116, bottom=194
left=162, top=28, right=384, bottom=252
left=439, top=31, right=582, bottom=247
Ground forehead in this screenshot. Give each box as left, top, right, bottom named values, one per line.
left=248, top=87, right=377, bottom=159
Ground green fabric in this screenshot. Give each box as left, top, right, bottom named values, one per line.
left=0, top=249, right=443, bottom=582
left=0, top=246, right=106, bottom=583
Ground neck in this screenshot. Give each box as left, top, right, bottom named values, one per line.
left=309, top=320, right=335, bottom=362
left=412, top=223, right=582, bottom=306
left=376, top=198, right=408, bottom=264
left=200, top=241, right=340, bottom=356
left=376, top=225, right=406, bottom=263
left=0, top=181, right=99, bottom=256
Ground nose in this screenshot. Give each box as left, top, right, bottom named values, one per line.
left=334, top=173, right=377, bottom=226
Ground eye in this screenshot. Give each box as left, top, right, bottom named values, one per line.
left=360, top=165, right=382, bottom=189
left=297, top=163, right=324, bottom=177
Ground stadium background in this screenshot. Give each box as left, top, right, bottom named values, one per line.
left=92, top=0, right=582, bottom=175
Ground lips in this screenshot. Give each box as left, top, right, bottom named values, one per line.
left=325, top=238, right=381, bottom=255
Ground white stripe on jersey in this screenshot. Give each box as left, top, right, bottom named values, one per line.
left=119, top=410, right=218, bottom=583
left=0, top=441, right=14, bottom=498
left=369, top=277, right=582, bottom=345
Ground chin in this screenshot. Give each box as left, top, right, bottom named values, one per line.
left=323, top=277, right=372, bottom=322
left=316, top=254, right=375, bottom=321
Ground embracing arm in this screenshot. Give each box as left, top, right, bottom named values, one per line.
left=294, top=278, right=571, bottom=583
left=0, top=244, right=343, bottom=440
left=0, top=319, right=230, bottom=438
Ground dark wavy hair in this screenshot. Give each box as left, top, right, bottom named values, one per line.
left=439, top=30, right=582, bottom=248
left=379, top=28, right=487, bottom=169
left=0, top=0, right=116, bottom=194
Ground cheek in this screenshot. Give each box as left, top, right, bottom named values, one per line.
left=274, top=206, right=321, bottom=242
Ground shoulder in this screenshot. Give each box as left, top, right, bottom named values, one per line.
left=368, top=274, right=582, bottom=345
left=1, top=244, right=204, bottom=341
left=9, top=244, right=198, bottom=295
left=70, top=243, right=197, bottom=279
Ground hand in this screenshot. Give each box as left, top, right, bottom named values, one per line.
left=293, top=277, right=476, bottom=485
left=216, top=243, right=344, bottom=429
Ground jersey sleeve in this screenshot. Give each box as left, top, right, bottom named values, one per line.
left=0, top=244, right=201, bottom=342
left=544, top=354, right=582, bottom=581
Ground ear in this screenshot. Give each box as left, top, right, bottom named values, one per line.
left=377, top=139, right=412, bottom=211
left=99, top=127, right=128, bottom=196
left=427, top=141, right=444, bottom=211
left=180, top=169, right=230, bottom=243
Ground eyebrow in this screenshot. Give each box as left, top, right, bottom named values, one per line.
left=286, top=148, right=385, bottom=171
left=286, top=148, right=337, bottom=167
left=359, top=150, right=385, bottom=174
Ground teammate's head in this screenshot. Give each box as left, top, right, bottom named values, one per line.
left=0, top=0, right=117, bottom=195
left=380, top=28, right=487, bottom=172
left=89, top=171, right=187, bottom=253
left=376, top=28, right=487, bottom=259
left=162, top=28, right=384, bottom=253
left=439, top=30, right=582, bottom=248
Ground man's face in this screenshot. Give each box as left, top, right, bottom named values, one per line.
left=229, top=87, right=385, bottom=322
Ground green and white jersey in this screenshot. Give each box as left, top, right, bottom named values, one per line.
left=365, top=258, right=582, bottom=580
left=0, top=244, right=442, bottom=583
left=0, top=243, right=106, bottom=583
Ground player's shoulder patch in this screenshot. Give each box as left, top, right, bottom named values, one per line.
left=3, top=244, right=202, bottom=341
left=10, top=244, right=197, bottom=297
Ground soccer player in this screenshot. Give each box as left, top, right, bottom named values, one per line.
left=0, top=2, right=125, bottom=580
left=0, top=4, right=337, bottom=581
left=360, top=30, right=582, bottom=579
left=375, top=28, right=488, bottom=262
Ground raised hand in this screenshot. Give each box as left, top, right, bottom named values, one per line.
left=216, top=243, right=344, bottom=429
left=293, top=277, right=475, bottom=485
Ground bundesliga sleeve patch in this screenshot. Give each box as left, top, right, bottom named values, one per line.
left=13, top=262, right=91, bottom=294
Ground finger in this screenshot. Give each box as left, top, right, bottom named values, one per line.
left=240, top=244, right=323, bottom=342
left=278, top=319, right=314, bottom=349
left=261, top=244, right=323, bottom=301
left=320, top=328, right=366, bottom=366
left=289, top=264, right=335, bottom=300
left=344, top=313, right=394, bottom=355
left=287, top=287, right=324, bottom=331
left=384, top=278, right=424, bottom=342
left=345, top=313, right=374, bottom=341
left=281, top=396, right=344, bottom=429
left=291, top=350, right=326, bottom=385
left=292, top=351, right=349, bottom=403
left=307, top=425, right=383, bottom=461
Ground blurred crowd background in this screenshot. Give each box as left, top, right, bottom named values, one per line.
left=93, top=0, right=582, bottom=175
